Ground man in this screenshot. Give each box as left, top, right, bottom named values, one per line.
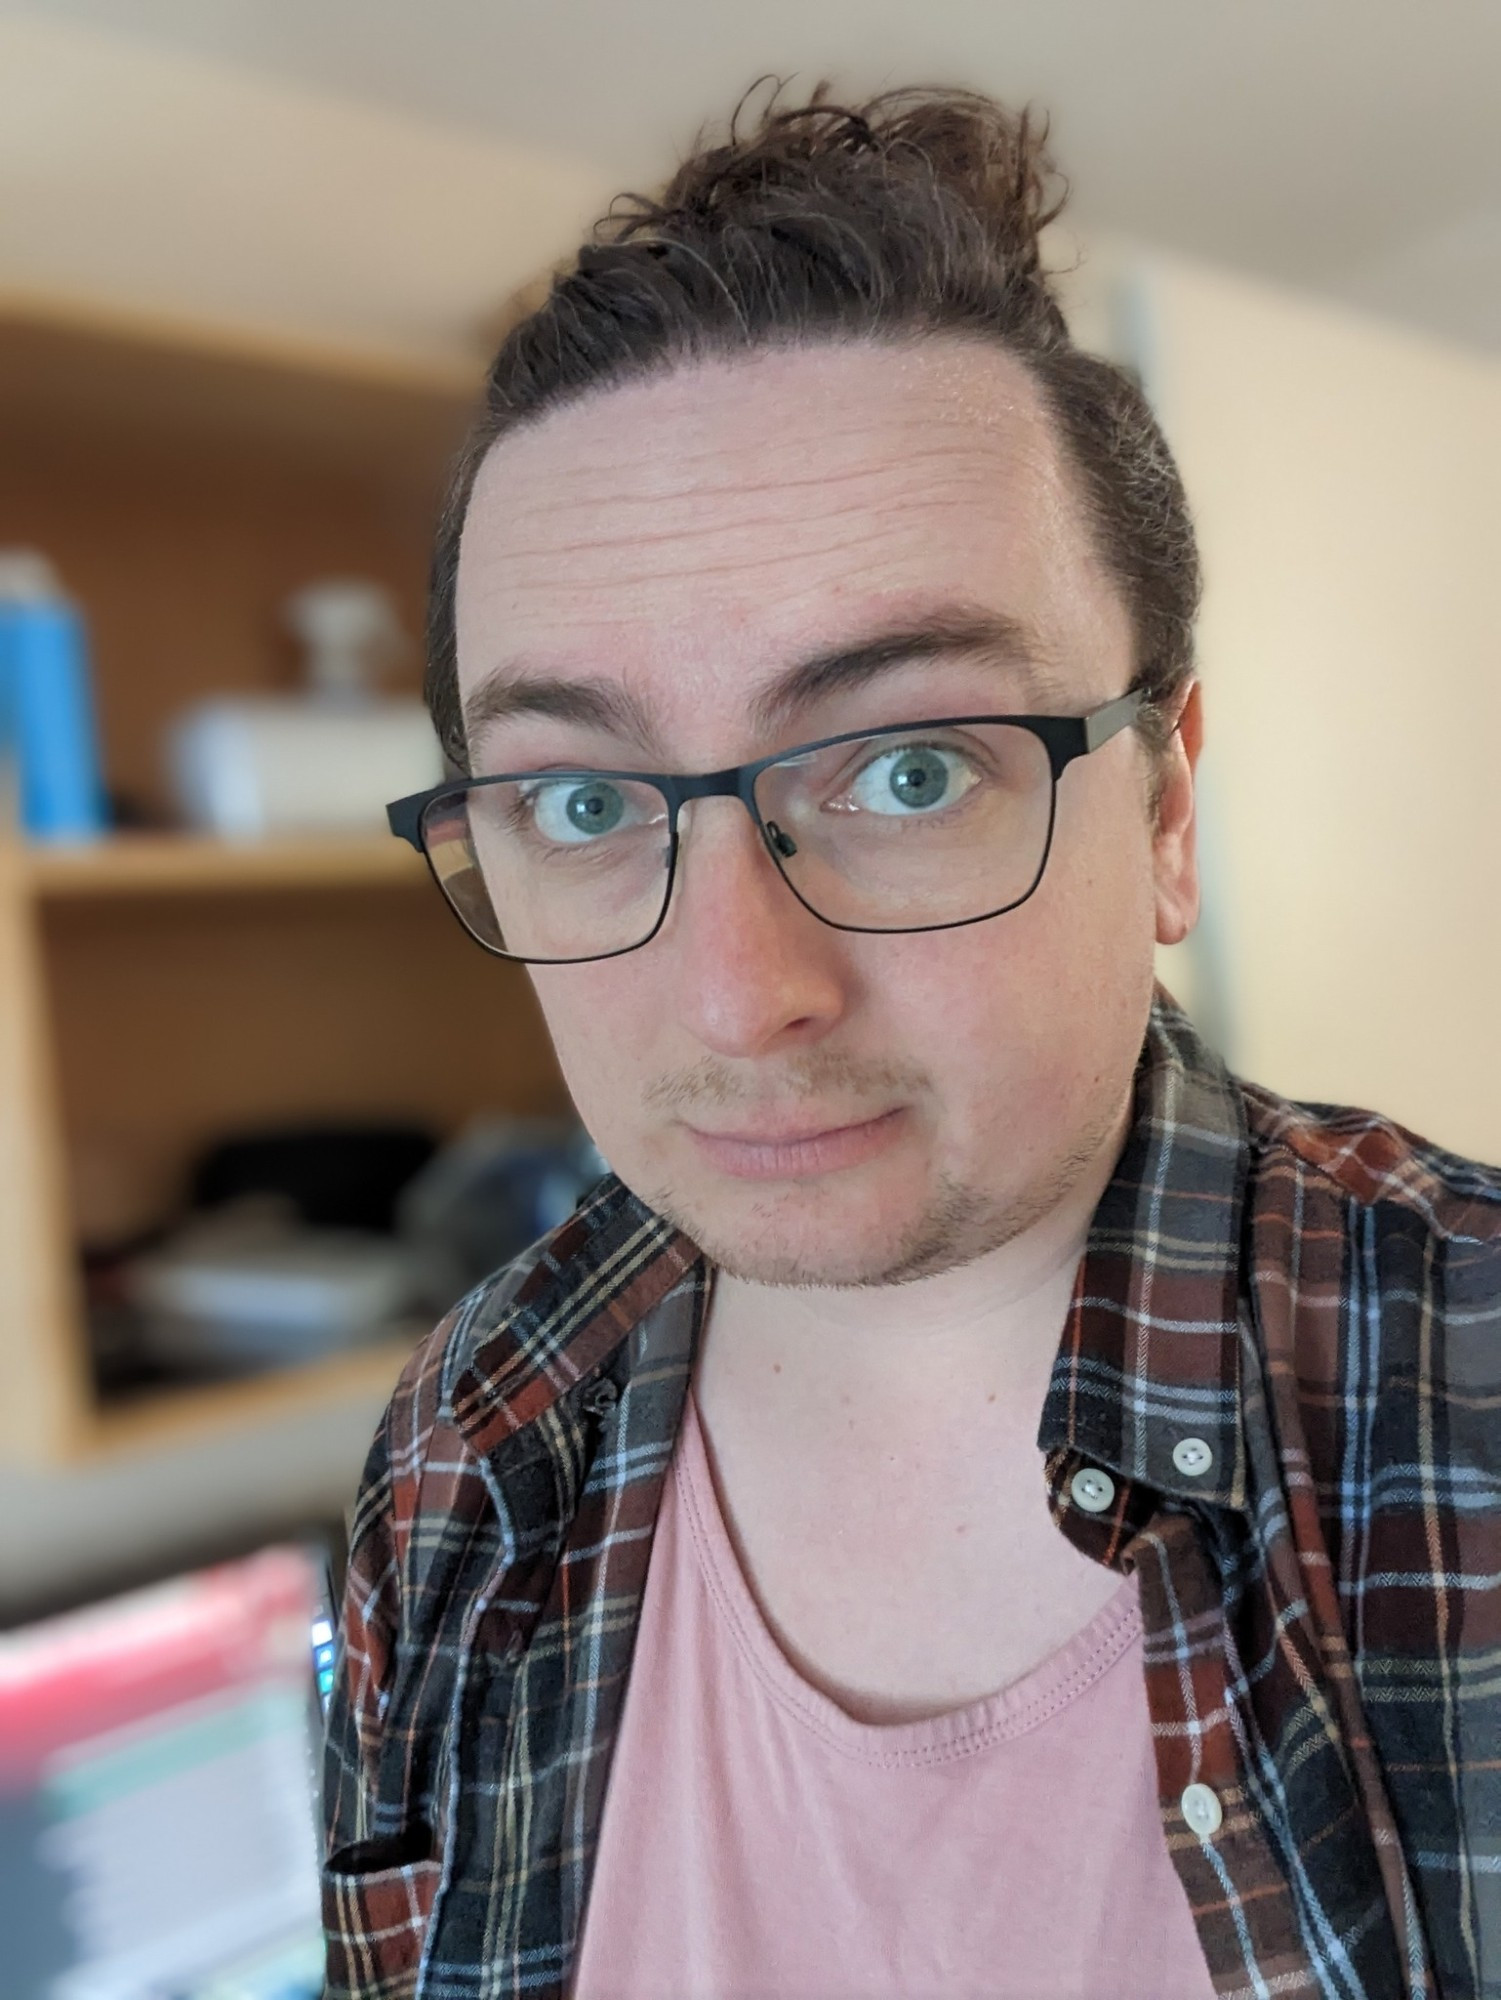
left=324, top=86, right=1501, bottom=2000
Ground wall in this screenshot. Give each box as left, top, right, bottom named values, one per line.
left=1134, top=251, right=1501, bottom=1160
left=0, top=9, right=609, bottom=361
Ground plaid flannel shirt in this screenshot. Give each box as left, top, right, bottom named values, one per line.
left=323, top=990, right=1501, bottom=2000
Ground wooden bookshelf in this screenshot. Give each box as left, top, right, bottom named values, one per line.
left=26, top=832, right=426, bottom=899
left=0, top=290, right=480, bottom=483
left=1, top=821, right=570, bottom=1466
left=0, top=301, right=569, bottom=1466
left=84, top=1337, right=421, bottom=1462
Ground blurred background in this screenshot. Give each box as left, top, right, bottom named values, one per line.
left=0, top=2, right=1497, bottom=1989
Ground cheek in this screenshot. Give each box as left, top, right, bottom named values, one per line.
left=871, top=829, right=1154, bottom=1122
left=1043, top=764, right=1160, bottom=950
left=851, top=921, right=1073, bottom=1123
left=527, top=964, right=670, bottom=1133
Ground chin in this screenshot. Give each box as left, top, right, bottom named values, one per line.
left=635, top=1167, right=1015, bottom=1290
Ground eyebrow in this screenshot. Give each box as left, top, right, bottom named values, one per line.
left=463, top=671, right=655, bottom=749
left=460, top=607, right=1069, bottom=756
left=750, top=609, right=1068, bottom=732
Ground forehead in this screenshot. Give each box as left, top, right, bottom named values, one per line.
left=454, top=339, right=1127, bottom=737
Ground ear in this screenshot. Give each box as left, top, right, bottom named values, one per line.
left=1153, top=680, right=1204, bottom=949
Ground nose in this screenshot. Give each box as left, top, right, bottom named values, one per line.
left=662, top=797, right=849, bottom=1059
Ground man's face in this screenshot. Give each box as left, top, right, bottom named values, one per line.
left=455, top=339, right=1200, bottom=1286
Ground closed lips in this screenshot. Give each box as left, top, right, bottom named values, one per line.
left=687, top=1111, right=895, bottom=1143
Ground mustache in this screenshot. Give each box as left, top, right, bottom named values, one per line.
left=643, top=1051, right=926, bottom=1115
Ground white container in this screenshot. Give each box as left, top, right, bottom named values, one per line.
left=168, top=696, right=441, bottom=837
left=166, top=578, right=442, bottom=837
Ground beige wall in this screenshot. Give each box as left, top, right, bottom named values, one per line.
left=1130, top=252, right=1501, bottom=1160
left=0, top=11, right=609, bottom=363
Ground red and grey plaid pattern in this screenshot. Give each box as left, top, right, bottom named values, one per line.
left=323, top=990, right=1501, bottom=1999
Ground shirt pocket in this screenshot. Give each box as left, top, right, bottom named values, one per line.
left=323, top=1839, right=440, bottom=2000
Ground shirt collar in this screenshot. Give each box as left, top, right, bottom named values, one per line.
left=1037, top=987, right=1252, bottom=1512
left=445, top=1183, right=703, bottom=1465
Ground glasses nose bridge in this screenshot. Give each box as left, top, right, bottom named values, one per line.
left=663, top=763, right=799, bottom=907
left=667, top=762, right=764, bottom=835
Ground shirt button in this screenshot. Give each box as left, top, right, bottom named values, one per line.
left=1172, top=1436, right=1214, bottom=1478
left=1181, top=1783, right=1223, bottom=1839
left=1069, top=1466, right=1117, bottom=1514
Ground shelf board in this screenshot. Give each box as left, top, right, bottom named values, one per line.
left=0, top=292, right=481, bottom=482
left=80, top=1335, right=417, bottom=1461
left=23, top=832, right=428, bottom=900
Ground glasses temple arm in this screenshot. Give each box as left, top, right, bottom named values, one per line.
left=1083, top=688, right=1147, bottom=753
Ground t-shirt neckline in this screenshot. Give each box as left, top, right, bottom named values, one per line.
left=675, top=1387, right=1142, bottom=1770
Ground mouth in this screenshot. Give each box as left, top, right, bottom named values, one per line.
left=682, top=1107, right=906, bottom=1181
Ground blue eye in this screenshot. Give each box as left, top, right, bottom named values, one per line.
left=528, top=778, right=628, bottom=843
left=848, top=744, right=979, bottom=815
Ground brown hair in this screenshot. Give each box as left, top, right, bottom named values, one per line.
left=426, top=83, right=1200, bottom=789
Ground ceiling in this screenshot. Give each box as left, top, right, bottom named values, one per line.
left=4, top=0, right=1500, bottom=354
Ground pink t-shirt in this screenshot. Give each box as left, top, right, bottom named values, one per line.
left=572, top=1392, right=1215, bottom=2000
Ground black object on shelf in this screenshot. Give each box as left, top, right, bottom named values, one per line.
left=190, top=1123, right=437, bottom=1234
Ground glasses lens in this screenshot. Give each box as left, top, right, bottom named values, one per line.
left=753, top=722, right=1054, bottom=929
left=420, top=774, right=672, bottom=961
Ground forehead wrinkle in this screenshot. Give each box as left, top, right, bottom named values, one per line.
left=479, top=425, right=1035, bottom=568
left=471, top=339, right=1069, bottom=563
left=500, top=436, right=1032, bottom=544
left=515, top=422, right=1012, bottom=510
left=484, top=489, right=993, bottom=600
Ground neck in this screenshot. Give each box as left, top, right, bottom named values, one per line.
left=699, top=1100, right=1131, bottom=1415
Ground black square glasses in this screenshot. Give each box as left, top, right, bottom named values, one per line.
left=387, top=688, right=1145, bottom=966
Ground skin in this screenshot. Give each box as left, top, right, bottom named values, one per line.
left=455, top=337, right=1203, bottom=1718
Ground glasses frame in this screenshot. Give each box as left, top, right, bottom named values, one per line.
left=388, top=687, right=1146, bottom=965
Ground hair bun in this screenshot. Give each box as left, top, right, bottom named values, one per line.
left=604, top=81, right=1066, bottom=298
